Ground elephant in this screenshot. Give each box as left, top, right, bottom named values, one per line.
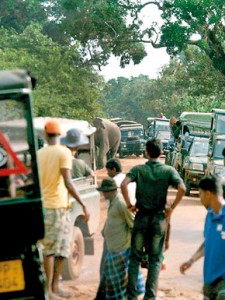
left=93, top=117, right=121, bottom=169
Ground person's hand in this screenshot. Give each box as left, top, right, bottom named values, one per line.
left=180, top=259, right=193, bottom=274
left=127, top=204, right=138, bottom=213
left=165, top=207, right=173, bottom=221
left=83, top=206, right=90, bottom=222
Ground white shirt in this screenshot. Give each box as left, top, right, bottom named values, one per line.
left=114, top=172, right=136, bottom=206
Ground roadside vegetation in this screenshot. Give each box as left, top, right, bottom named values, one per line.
left=0, top=0, right=224, bottom=122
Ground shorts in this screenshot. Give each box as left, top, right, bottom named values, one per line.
left=41, top=208, right=71, bottom=258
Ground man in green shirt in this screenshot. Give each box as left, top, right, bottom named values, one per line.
left=121, top=138, right=186, bottom=300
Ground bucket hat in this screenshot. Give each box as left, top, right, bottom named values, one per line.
left=60, top=128, right=89, bottom=148
left=97, top=177, right=117, bottom=192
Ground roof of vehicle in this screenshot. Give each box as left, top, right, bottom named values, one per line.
left=147, top=117, right=169, bottom=122
left=113, top=120, right=140, bottom=127
left=212, top=108, right=225, bottom=115
left=214, top=134, right=225, bottom=140
left=0, top=69, right=32, bottom=92
left=120, top=123, right=143, bottom=130
left=179, top=112, right=211, bottom=124
left=34, top=117, right=96, bottom=137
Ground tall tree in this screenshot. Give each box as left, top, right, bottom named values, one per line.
left=0, top=25, right=105, bottom=121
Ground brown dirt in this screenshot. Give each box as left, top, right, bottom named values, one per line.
left=62, top=155, right=205, bottom=299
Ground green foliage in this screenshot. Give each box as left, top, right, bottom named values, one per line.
left=102, top=46, right=225, bottom=124
left=0, top=0, right=224, bottom=75
left=0, top=25, right=105, bottom=121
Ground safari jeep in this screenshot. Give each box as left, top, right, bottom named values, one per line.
left=118, top=123, right=146, bottom=158
left=0, top=70, right=46, bottom=299
left=206, top=135, right=225, bottom=176
left=206, top=109, right=225, bottom=176
left=182, top=137, right=209, bottom=196
left=34, top=117, right=100, bottom=280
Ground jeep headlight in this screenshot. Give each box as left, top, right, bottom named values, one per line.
left=189, top=163, right=203, bottom=171
left=121, top=144, right=127, bottom=148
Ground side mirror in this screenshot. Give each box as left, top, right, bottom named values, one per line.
left=208, top=151, right=212, bottom=157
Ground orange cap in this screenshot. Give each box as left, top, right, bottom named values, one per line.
left=44, top=120, right=61, bottom=134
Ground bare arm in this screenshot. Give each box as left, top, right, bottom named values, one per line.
left=166, top=182, right=186, bottom=220
left=180, top=242, right=204, bottom=274
left=121, top=176, right=137, bottom=212
left=61, top=168, right=90, bottom=222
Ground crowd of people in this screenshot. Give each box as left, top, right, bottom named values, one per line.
left=36, top=118, right=225, bottom=300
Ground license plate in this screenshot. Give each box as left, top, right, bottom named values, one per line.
left=0, top=259, right=25, bottom=293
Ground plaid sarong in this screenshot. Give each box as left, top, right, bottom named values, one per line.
left=104, top=248, right=145, bottom=299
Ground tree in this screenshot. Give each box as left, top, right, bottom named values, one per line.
left=1, top=1, right=224, bottom=75
left=0, top=25, right=105, bottom=121
left=102, top=46, right=225, bottom=124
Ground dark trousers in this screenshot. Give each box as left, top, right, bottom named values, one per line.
left=127, top=211, right=166, bottom=300
left=203, top=277, right=225, bottom=300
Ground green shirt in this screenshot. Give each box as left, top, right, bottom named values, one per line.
left=72, top=158, right=92, bottom=178
left=127, top=160, right=182, bottom=211
left=103, top=193, right=134, bottom=252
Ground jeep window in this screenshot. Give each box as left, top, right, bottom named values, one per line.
left=0, top=99, right=35, bottom=199
left=190, top=141, right=209, bottom=157
left=216, top=115, right=225, bottom=134
left=214, top=140, right=225, bottom=159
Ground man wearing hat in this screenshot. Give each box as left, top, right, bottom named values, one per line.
left=38, top=119, right=90, bottom=300
left=61, top=128, right=94, bottom=179
left=95, top=177, right=145, bottom=300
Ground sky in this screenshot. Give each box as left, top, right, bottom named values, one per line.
left=99, top=2, right=170, bottom=81
left=100, top=46, right=170, bottom=81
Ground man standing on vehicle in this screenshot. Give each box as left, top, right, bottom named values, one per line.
left=38, top=120, right=90, bottom=300
left=180, top=176, right=225, bottom=299
left=121, top=138, right=185, bottom=300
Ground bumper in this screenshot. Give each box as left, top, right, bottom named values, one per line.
left=186, top=170, right=205, bottom=187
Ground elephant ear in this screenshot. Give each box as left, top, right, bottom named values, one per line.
left=94, top=118, right=105, bottom=129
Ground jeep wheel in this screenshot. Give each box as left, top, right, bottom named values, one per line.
left=61, top=226, right=84, bottom=280
left=119, top=151, right=125, bottom=158
left=184, top=179, right=191, bottom=196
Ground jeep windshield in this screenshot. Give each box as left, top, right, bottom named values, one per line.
left=189, top=140, right=209, bottom=157
left=216, top=114, right=225, bottom=134
left=213, top=140, right=225, bottom=159
left=121, top=129, right=144, bottom=139
left=155, top=122, right=170, bottom=140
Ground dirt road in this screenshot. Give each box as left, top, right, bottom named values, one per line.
left=62, top=156, right=206, bottom=299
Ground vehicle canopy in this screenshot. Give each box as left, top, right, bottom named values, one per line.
left=211, top=108, right=225, bottom=134
left=179, top=112, right=212, bottom=124
left=113, top=119, right=140, bottom=127
left=178, top=112, right=211, bottom=138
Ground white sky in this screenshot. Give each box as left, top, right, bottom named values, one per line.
left=99, top=3, right=170, bottom=81
left=100, top=46, right=170, bottom=81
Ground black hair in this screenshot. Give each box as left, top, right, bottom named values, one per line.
left=105, top=158, right=122, bottom=172
left=46, top=133, right=60, bottom=138
left=146, top=138, right=162, bottom=158
left=222, top=148, right=225, bottom=157
left=198, top=175, right=222, bottom=195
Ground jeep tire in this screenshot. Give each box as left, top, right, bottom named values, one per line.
left=61, top=226, right=84, bottom=280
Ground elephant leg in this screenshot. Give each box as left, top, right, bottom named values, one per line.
left=97, top=145, right=109, bottom=169
left=110, top=141, right=120, bottom=158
